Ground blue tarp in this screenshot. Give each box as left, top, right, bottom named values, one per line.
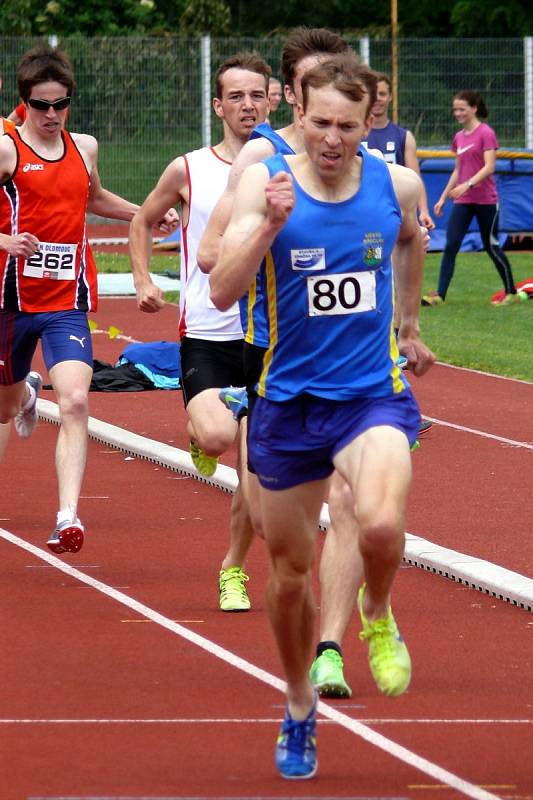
left=159, top=227, right=181, bottom=246
left=420, top=150, right=533, bottom=251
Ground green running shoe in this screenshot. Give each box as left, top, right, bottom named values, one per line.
left=219, top=566, right=251, bottom=612
left=309, top=648, right=352, bottom=698
left=189, top=440, right=219, bottom=477
left=357, top=584, right=411, bottom=697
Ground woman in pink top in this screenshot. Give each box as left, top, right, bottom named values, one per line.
left=423, top=90, right=521, bottom=307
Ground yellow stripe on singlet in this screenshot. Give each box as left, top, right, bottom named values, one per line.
left=389, top=323, right=405, bottom=394
left=257, top=250, right=278, bottom=397
left=244, top=277, right=256, bottom=345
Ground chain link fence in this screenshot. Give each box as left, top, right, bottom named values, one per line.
left=1, top=36, right=531, bottom=204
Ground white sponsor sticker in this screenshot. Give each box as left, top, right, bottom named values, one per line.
left=23, top=242, right=77, bottom=280
left=307, top=270, right=376, bottom=316
left=290, top=248, right=326, bottom=271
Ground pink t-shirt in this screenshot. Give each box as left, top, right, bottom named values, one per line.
left=451, top=122, right=499, bottom=204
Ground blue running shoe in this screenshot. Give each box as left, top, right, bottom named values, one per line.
left=219, top=385, right=248, bottom=421
left=275, top=697, right=318, bottom=780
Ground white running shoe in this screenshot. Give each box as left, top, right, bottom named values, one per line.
left=14, top=371, right=42, bottom=438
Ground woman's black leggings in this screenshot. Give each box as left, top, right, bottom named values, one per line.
left=437, top=203, right=516, bottom=299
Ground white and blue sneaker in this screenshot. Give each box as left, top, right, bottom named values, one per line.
left=275, top=696, right=318, bottom=780
left=397, top=354, right=408, bottom=370
left=218, top=386, right=248, bottom=421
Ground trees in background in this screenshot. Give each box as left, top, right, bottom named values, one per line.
left=0, top=0, right=532, bottom=37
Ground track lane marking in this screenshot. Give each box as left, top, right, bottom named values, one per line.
left=0, top=717, right=530, bottom=724
left=435, top=361, right=533, bottom=386
left=33, top=399, right=533, bottom=610
left=421, top=416, right=533, bottom=450
left=1, top=526, right=501, bottom=800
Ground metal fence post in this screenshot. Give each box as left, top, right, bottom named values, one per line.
left=359, top=36, right=370, bottom=66
left=201, top=35, right=211, bottom=148
left=525, top=37, right=533, bottom=149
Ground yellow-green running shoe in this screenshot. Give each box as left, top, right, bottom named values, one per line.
left=357, top=584, right=411, bottom=697
left=219, top=566, right=251, bottom=612
left=309, top=648, right=352, bottom=698
left=189, top=440, right=219, bottom=477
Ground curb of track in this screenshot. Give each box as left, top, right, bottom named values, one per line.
left=37, top=397, right=533, bottom=613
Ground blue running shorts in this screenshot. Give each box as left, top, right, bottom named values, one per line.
left=248, top=390, right=421, bottom=491
left=0, top=309, right=92, bottom=385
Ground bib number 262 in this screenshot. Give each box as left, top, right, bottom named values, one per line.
left=307, top=270, right=376, bottom=316
left=23, top=242, right=77, bottom=281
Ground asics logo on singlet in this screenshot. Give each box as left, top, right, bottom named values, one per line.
left=290, top=248, right=326, bottom=271
left=69, top=335, right=86, bottom=348
left=457, top=144, right=474, bottom=155
left=22, top=163, right=45, bottom=172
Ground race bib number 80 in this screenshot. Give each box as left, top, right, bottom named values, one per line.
left=307, top=270, right=376, bottom=316
left=23, top=242, right=77, bottom=281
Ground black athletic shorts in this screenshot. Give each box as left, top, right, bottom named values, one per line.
left=179, top=336, right=245, bottom=407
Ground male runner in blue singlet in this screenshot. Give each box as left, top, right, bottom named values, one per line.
left=210, top=55, right=435, bottom=780
left=198, top=28, right=364, bottom=698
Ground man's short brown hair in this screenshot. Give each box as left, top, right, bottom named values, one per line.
left=215, top=52, right=271, bottom=99
left=301, top=55, right=378, bottom=114
left=17, top=44, right=75, bottom=101
left=280, top=27, right=351, bottom=90
left=374, top=72, right=392, bottom=93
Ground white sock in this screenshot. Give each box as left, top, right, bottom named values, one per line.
left=57, top=505, right=77, bottom=526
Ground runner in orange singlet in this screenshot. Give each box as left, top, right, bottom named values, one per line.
left=0, top=44, right=176, bottom=554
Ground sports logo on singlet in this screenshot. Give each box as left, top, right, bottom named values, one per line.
left=22, top=163, right=44, bottom=172
left=307, top=271, right=376, bottom=317
left=290, top=248, right=326, bottom=271
left=23, top=241, right=77, bottom=281
left=363, top=232, right=385, bottom=267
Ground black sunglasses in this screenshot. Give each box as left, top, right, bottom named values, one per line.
left=27, top=96, right=71, bottom=112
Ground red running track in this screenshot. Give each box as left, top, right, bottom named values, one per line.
left=1, top=298, right=532, bottom=799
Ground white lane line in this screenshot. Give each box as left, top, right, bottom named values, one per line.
left=1, top=527, right=501, bottom=800
left=28, top=796, right=407, bottom=800
left=435, top=361, right=533, bottom=386
left=422, top=416, right=533, bottom=450
left=0, top=718, right=530, bottom=725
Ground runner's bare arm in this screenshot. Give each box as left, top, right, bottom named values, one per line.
left=0, top=135, right=17, bottom=184
left=389, top=164, right=435, bottom=377
left=404, top=131, right=434, bottom=230
left=0, top=231, right=40, bottom=257
left=0, top=137, right=40, bottom=256
left=197, top=137, right=276, bottom=273
left=210, top=165, right=294, bottom=310
left=128, top=157, right=187, bottom=313
left=72, top=135, right=140, bottom=221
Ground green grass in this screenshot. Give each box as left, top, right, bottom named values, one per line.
left=95, top=251, right=180, bottom=304
left=95, top=253, right=177, bottom=275
left=421, top=252, right=532, bottom=381
left=95, top=250, right=533, bottom=382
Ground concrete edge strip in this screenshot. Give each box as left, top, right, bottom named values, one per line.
left=37, top=398, right=533, bottom=613
left=90, top=237, right=163, bottom=246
